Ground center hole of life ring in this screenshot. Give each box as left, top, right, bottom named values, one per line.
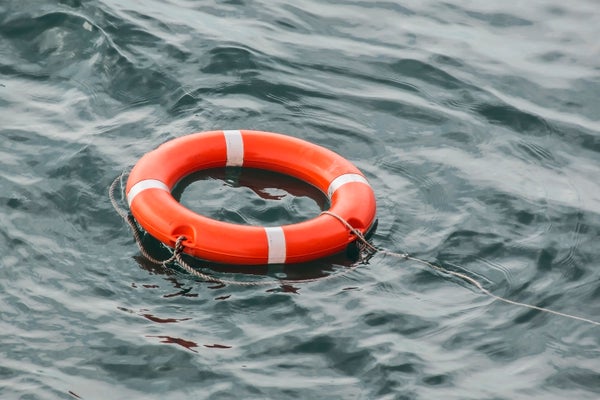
left=171, top=167, right=329, bottom=227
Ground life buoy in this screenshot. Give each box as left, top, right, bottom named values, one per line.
left=126, top=130, right=377, bottom=265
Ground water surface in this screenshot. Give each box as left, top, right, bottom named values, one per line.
left=1, top=0, right=600, bottom=399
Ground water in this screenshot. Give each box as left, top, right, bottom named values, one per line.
left=1, top=0, right=599, bottom=398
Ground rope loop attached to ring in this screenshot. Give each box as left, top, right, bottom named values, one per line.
left=320, top=210, right=379, bottom=262
left=110, top=172, right=365, bottom=286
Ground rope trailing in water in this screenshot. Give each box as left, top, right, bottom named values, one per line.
left=322, top=211, right=600, bottom=327
left=110, top=173, right=600, bottom=326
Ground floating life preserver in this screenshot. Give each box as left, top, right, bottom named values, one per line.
left=126, top=130, right=377, bottom=265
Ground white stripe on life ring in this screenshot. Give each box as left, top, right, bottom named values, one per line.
left=327, top=173, right=369, bottom=199
left=264, top=226, right=286, bottom=264
left=224, top=130, right=244, bottom=167
left=127, top=179, right=170, bottom=207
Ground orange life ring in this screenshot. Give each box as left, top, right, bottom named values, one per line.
left=126, top=130, right=377, bottom=265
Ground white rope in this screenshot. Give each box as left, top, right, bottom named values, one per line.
left=321, top=210, right=600, bottom=327
left=112, top=174, right=600, bottom=326
left=387, top=250, right=600, bottom=326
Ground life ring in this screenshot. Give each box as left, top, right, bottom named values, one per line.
left=126, top=130, right=377, bottom=265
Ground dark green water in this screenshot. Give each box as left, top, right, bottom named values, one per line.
left=2, top=1, right=600, bottom=399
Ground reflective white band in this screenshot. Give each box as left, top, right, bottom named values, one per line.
left=327, top=173, right=370, bottom=198
left=127, top=179, right=169, bottom=207
left=224, top=130, right=244, bottom=167
left=264, top=226, right=286, bottom=264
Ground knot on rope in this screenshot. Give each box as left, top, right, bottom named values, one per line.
left=173, top=235, right=186, bottom=255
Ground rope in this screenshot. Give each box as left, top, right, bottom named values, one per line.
left=322, top=210, right=600, bottom=326
left=109, top=173, right=363, bottom=286
left=111, top=174, right=600, bottom=326
left=108, top=172, right=129, bottom=219
left=110, top=172, right=181, bottom=265
left=320, top=211, right=379, bottom=253
left=171, top=252, right=363, bottom=286
left=393, top=253, right=600, bottom=326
